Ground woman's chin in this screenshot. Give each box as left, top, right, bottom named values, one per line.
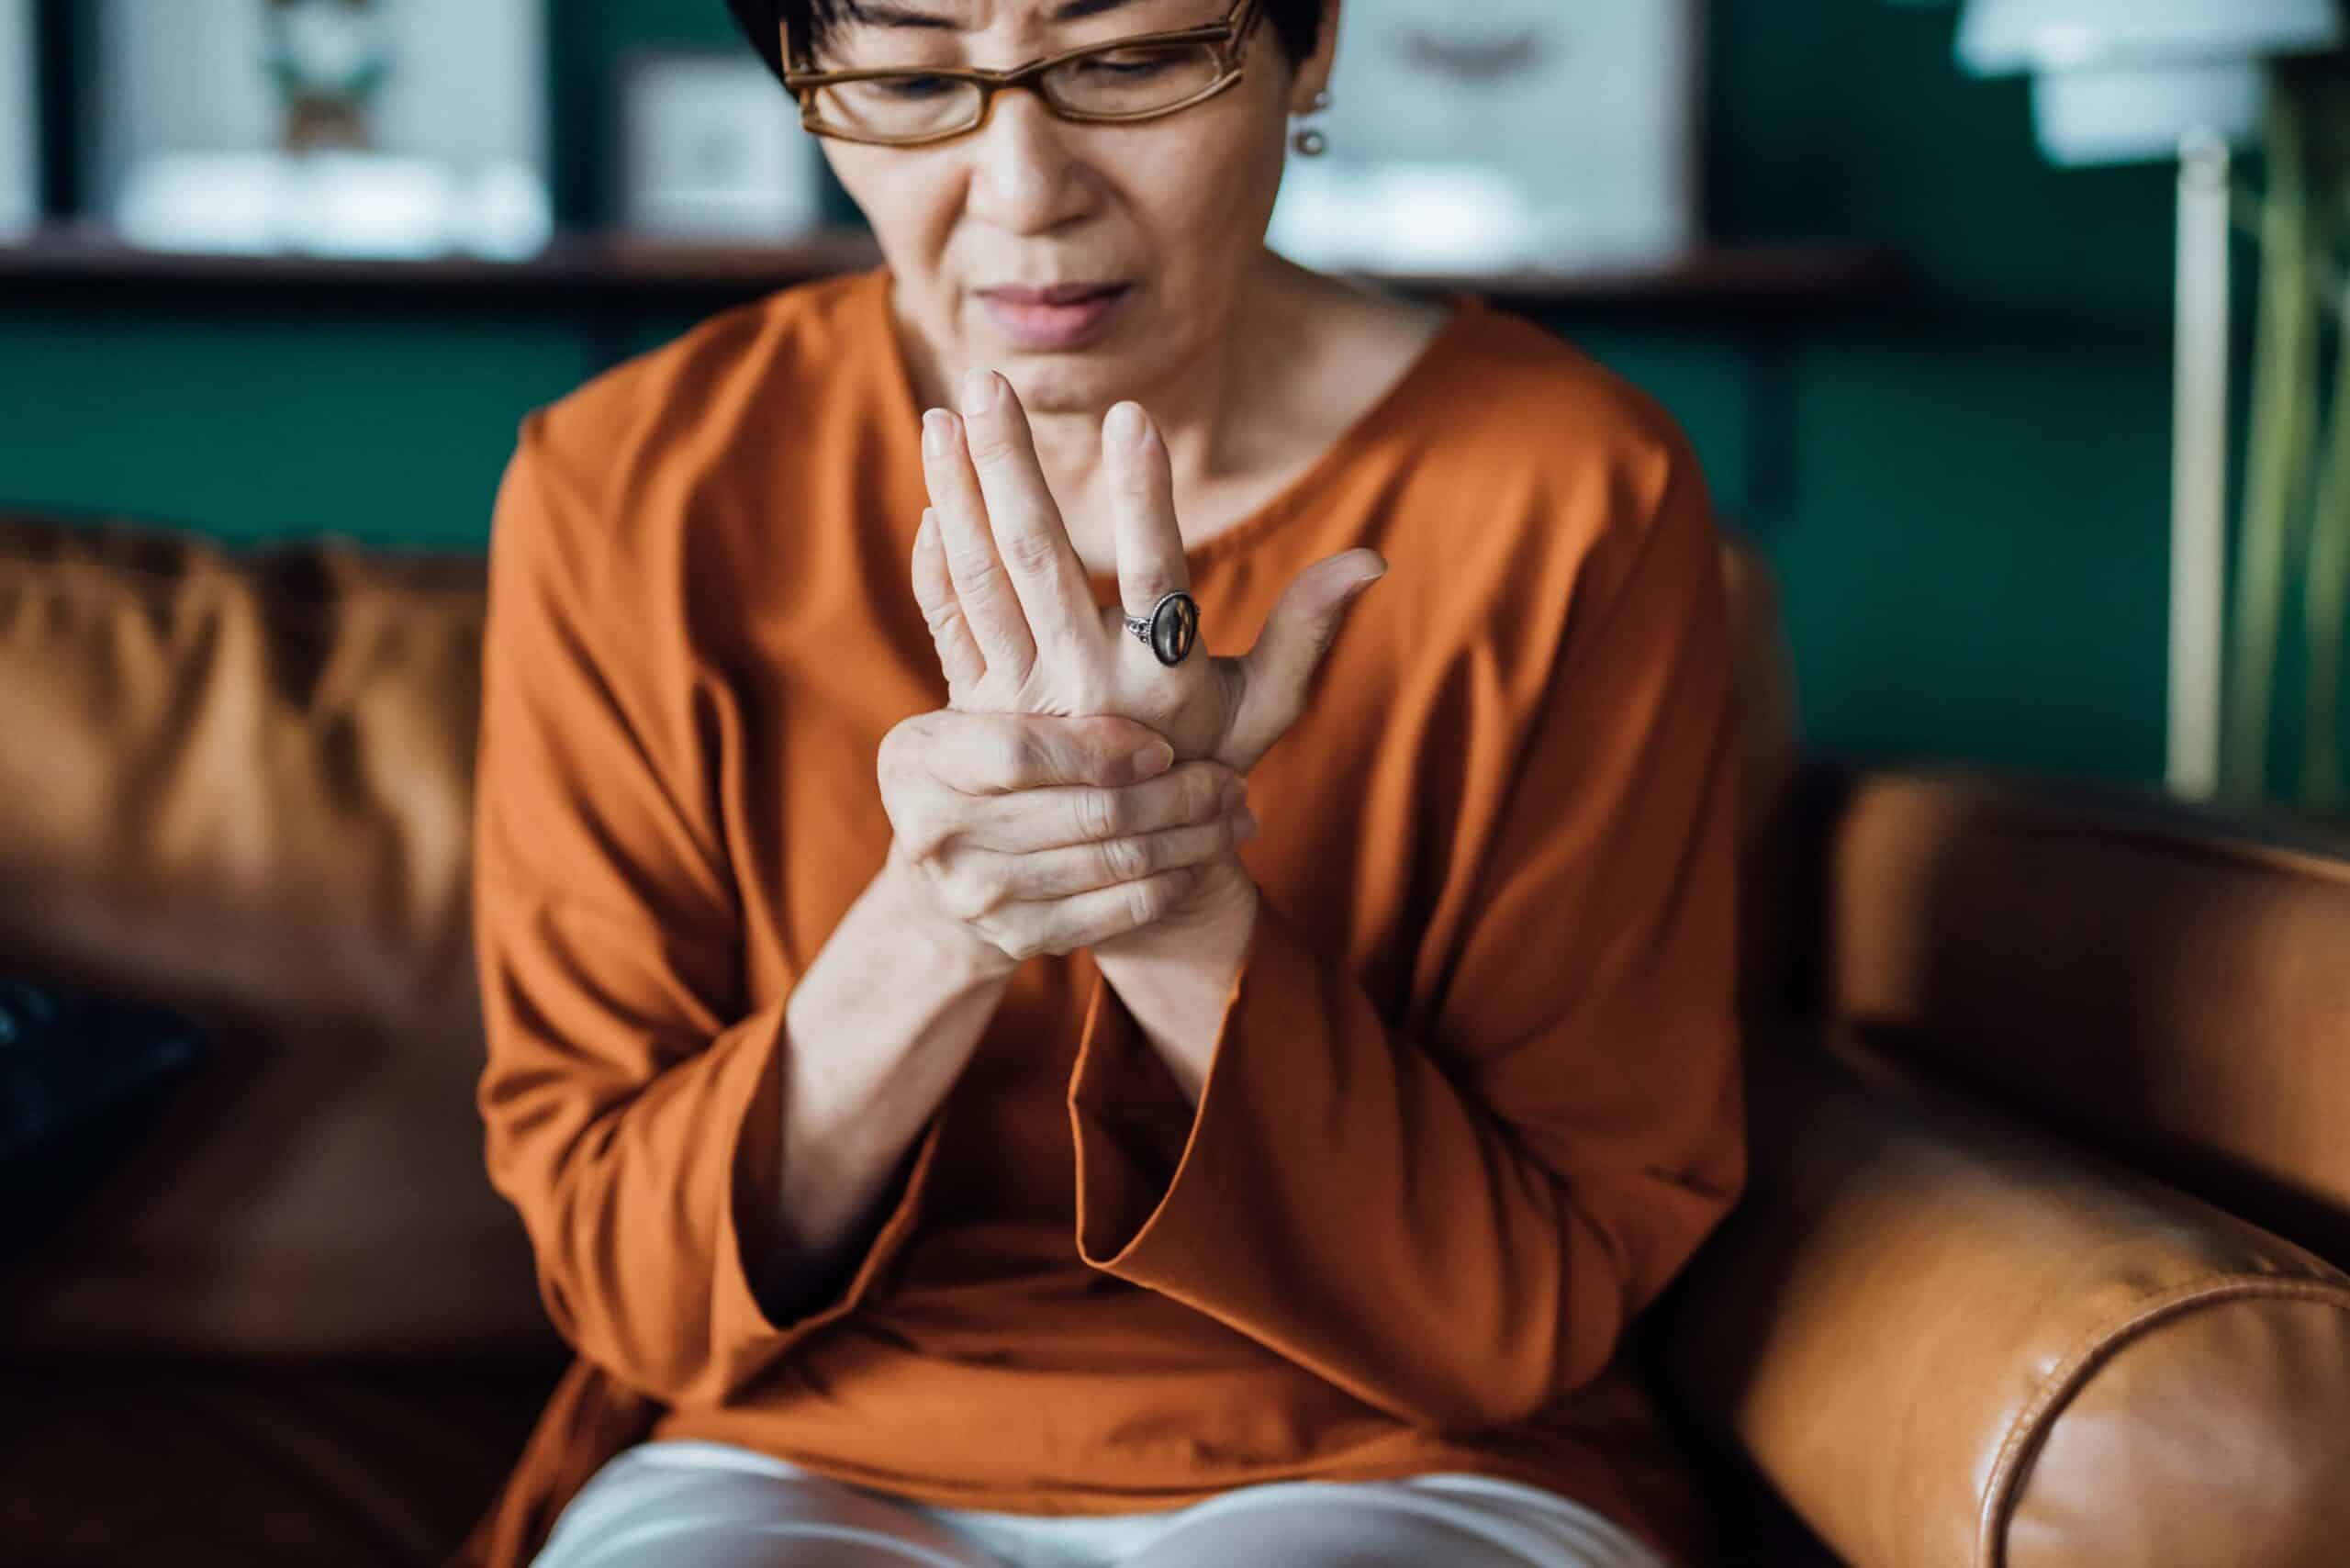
left=996, top=356, right=1148, bottom=419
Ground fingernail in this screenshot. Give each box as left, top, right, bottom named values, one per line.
left=960, top=368, right=998, bottom=417
left=1220, top=778, right=1248, bottom=813
left=923, top=409, right=952, bottom=457
left=918, top=508, right=937, bottom=545
left=1130, top=740, right=1174, bottom=780
left=1235, top=809, right=1261, bottom=844
left=1107, top=401, right=1147, bottom=450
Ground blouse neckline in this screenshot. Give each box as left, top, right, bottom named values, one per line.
left=859, top=267, right=1487, bottom=597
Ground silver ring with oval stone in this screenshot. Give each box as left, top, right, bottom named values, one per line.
left=1124, top=590, right=1202, bottom=667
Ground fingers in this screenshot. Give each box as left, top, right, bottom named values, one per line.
left=1102, top=401, right=1191, bottom=628
left=1226, top=548, right=1389, bottom=769
left=923, top=407, right=1035, bottom=678
left=957, top=761, right=1242, bottom=855
left=955, top=370, right=1102, bottom=654
left=957, top=809, right=1258, bottom=903
left=879, top=716, right=1258, bottom=962
left=986, top=868, right=1205, bottom=962
left=887, top=711, right=1174, bottom=799
left=911, top=509, right=987, bottom=696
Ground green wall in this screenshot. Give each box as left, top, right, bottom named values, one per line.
left=0, top=1, right=2252, bottom=786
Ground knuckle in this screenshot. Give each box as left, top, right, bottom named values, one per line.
left=943, top=872, right=997, bottom=923
left=1101, top=834, right=1146, bottom=882
left=1075, top=789, right=1116, bottom=843
left=1001, top=526, right=1061, bottom=576
left=946, top=538, right=1002, bottom=579
left=1125, top=879, right=1165, bottom=928
left=990, top=729, right=1035, bottom=785
left=945, top=540, right=1010, bottom=588
left=902, top=812, right=947, bottom=860
left=920, top=597, right=966, bottom=639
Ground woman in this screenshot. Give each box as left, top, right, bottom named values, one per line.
left=464, top=1, right=1745, bottom=1564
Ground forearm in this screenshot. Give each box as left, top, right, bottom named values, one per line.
left=770, top=846, right=1013, bottom=1300
left=1089, top=855, right=1259, bottom=1104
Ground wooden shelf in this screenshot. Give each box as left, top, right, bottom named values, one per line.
left=0, top=224, right=1905, bottom=315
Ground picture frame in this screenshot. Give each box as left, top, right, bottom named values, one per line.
left=1270, top=0, right=1706, bottom=274
left=93, top=0, right=552, bottom=258
left=0, top=0, right=35, bottom=236
left=616, top=50, right=826, bottom=241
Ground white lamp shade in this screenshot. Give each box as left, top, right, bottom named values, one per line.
left=2031, top=60, right=2267, bottom=163
left=1959, top=0, right=2343, bottom=75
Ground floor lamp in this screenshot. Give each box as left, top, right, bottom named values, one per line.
left=1955, top=0, right=2344, bottom=799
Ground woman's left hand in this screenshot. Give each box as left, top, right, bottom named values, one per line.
left=911, top=369, right=1387, bottom=775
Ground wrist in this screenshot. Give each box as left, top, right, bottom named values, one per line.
left=871, top=842, right=1020, bottom=987
left=1090, top=856, right=1259, bottom=1104
left=1096, top=853, right=1259, bottom=974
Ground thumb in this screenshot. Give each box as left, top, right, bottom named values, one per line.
left=1225, top=549, right=1387, bottom=769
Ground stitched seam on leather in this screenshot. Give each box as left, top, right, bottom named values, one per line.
left=1975, top=1274, right=2350, bottom=1568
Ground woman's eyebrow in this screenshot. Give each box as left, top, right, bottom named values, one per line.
left=851, top=0, right=1148, bottom=30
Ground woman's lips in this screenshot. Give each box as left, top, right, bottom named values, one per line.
left=978, top=285, right=1134, bottom=352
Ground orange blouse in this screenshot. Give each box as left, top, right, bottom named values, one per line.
left=463, top=268, right=1744, bottom=1567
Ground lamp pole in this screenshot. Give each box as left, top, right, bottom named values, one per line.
left=2171, top=129, right=2232, bottom=797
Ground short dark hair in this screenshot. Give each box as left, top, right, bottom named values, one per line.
left=724, top=0, right=1324, bottom=78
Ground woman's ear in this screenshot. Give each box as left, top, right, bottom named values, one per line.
left=1288, top=0, right=1341, bottom=114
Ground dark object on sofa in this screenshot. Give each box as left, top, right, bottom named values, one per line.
left=1, top=507, right=2345, bottom=1567
left=0, top=980, right=207, bottom=1262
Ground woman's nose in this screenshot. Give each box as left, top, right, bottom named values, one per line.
left=962, top=90, right=1092, bottom=235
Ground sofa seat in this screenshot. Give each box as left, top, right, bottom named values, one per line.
left=0, top=1361, right=558, bottom=1567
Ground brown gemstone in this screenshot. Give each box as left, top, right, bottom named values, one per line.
left=1151, top=593, right=1200, bottom=666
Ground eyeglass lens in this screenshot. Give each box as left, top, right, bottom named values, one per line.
left=811, top=42, right=1226, bottom=140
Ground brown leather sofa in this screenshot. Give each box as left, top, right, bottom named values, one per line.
left=3, top=507, right=2346, bottom=1567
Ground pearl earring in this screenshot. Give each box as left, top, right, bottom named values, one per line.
left=1292, top=88, right=1332, bottom=157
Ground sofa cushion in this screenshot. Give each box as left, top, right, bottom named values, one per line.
left=0, top=510, right=550, bottom=1358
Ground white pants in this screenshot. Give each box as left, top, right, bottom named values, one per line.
left=532, top=1440, right=1670, bottom=1568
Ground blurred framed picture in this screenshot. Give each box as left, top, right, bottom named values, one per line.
left=0, top=0, right=34, bottom=236
left=93, top=0, right=552, bottom=258
left=617, top=51, right=825, bottom=241
left=1270, top=0, right=1704, bottom=274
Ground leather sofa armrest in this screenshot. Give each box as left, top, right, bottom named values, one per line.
left=1796, top=765, right=2350, bottom=1262
left=1659, top=1031, right=2350, bottom=1568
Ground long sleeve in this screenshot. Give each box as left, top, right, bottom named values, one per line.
left=1068, top=432, right=1745, bottom=1430
left=472, top=413, right=939, bottom=1409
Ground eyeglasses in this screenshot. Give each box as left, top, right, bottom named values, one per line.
left=781, top=0, right=1265, bottom=149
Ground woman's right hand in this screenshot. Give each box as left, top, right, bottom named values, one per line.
left=876, top=708, right=1257, bottom=970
